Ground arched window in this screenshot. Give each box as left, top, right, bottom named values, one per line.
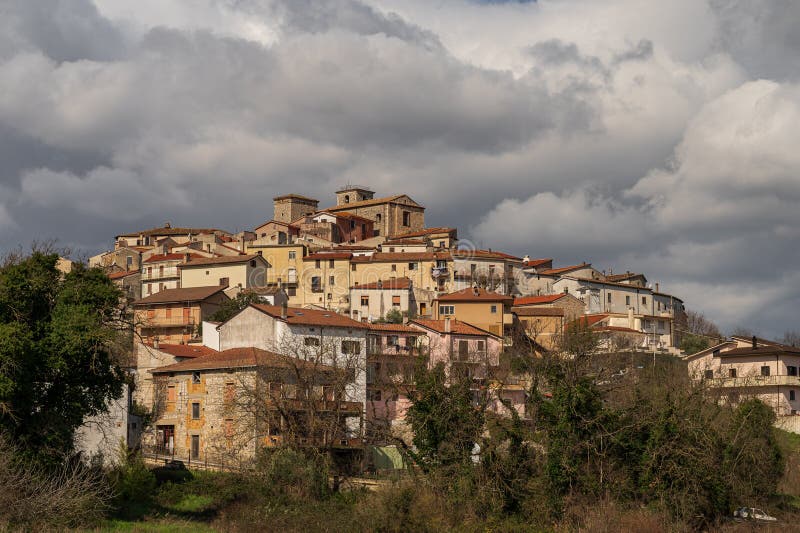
left=344, top=195, right=350, bottom=203
left=376, top=213, right=382, bottom=222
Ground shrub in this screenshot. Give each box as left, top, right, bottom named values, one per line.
left=252, top=447, right=330, bottom=501
left=108, top=445, right=157, bottom=506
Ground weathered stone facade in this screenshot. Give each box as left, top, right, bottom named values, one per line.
left=273, top=194, right=319, bottom=224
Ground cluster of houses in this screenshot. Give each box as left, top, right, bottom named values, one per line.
left=80, top=186, right=795, bottom=465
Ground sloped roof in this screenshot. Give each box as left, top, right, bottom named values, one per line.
left=250, top=304, right=367, bottom=329
left=410, top=319, right=501, bottom=338
left=512, top=307, right=565, bottom=317
left=324, top=194, right=424, bottom=211
left=151, top=343, right=218, bottom=358
left=351, top=251, right=451, bottom=263
left=116, top=225, right=223, bottom=238
left=513, top=294, right=568, bottom=306
left=273, top=194, right=319, bottom=202
left=436, top=288, right=513, bottom=302
left=151, top=347, right=328, bottom=373
left=522, top=258, right=552, bottom=268
left=391, top=227, right=456, bottom=239
left=353, top=278, right=412, bottom=290
left=143, top=253, right=204, bottom=263
left=179, top=254, right=264, bottom=267
left=539, top=263, right=592, bottom=276
left=108, top=269, right=139, bottom=280
left=450, top=249, right=522, bottom=261
left=134, top=285, right=228, bottom=306
left=303, top=252, right=353, bottom=261
left=365, top=322, right=421, bottom=333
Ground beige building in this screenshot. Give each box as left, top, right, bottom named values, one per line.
left=433, top=288, right=514, bottom=337
left=179, top=254, right=269, bottom=293
left=511, top=293, right=586, bottom=350
left=387, top=227, right=457, bottom=249
left=451, top=249, right=524, bottom=296
left=146, top=347, right=362, bottom=464
left=133, top=286, right=229, bottom=344
left=350, top=278, right=416, bottom=323
left=686, top=336, right=800, bottom=424
left=322, top=187, right=425, bottom=238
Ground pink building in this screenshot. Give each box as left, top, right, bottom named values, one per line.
left=686, top=335, right=800, bottom=417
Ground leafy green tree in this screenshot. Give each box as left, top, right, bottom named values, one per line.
left=680, top=333, right=710, bottom=355
left=406, top=362, right=483, bottom=470
left=0, top=252, right=127, bottom=461
left=208, top=290, right=264, bottom=324
left=384, top=308, right=403, bottom=324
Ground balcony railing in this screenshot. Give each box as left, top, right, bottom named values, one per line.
left=367, top=344, right=420, bottom=356
left=708, top=375, right=800, bottom=388
left=141, top=317, right=197, bottom=327
left=142, top=267, right=180, bottom=280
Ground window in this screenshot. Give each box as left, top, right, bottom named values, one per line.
left=127, top=256, right=133, bottom=268
left=367, top=362, right=379, bottom=383
left=350, top=220, right=356, bottom=229
left=392, top=295, right=401, bottom=306
left=311, top=276, right=322, bottom=292
left=315, top=260, right=321, bottom=269
left=368, top=389, right=382, bottom=401
left=704, top=370, right=713, bottom=380
left=642, top=296, right=647, bottom=305
left=329, top=259, right=335, bottom=268
left=391, top=264, right=397, bottom=272
left=191, top=402, right=200, bottom=419
left=607, top=293, right=612, bottom=303
left=406, top=336, right=417, bottom=347
left=791, top=390, right=796, bottom=402
left=458, top=340, right=469, bottom=361
left=351, top=263, right=357, bottom=271
left=329, top=275, right=335, bottom=286
left=387, top=335, right=399, bottom=346
left=761, top=366, right=771, bottom=376
left=625, top=295, right=631, bottom=306
left=729, top=368, right=737, bottom=378
left=439, top=305, right=455, bottom=316
left=167, top=386, right=176, bottom=402
left=789, top=366, right=798, bottom=376
left=344, top=194, right=350, bottom=203
left=250, top=259, right=256, bottom=267
left=191, top=435, right=200, bottom=459
left=470, top=264, right=477, bottom=276
left=476, top=340, right=485, bottom=354
left=408, top=262, right=417, bottom=271
left=288, top=287, right=296, bottom=296
left=192, top=371, right=201, bottom=384
left=361, top=296, right=369, bottom=306
left=342, top=340, right=361, bottom=354
left=219, top=277, right=229, bottom=286
left=490, top=305, right=497, bottom=314
left=402, top=211, right=410, bottom=226
left=288, top=251, right=296, bottom=260
left=304, top=337, right=320, bottom=347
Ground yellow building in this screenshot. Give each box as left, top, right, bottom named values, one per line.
left=433, top=288, right=513, bottom=337
left=179, top=254, right=269, bottom=292
left=300, top=252, right=354, bottom=311
left=244, top=243, right=306, bottom=304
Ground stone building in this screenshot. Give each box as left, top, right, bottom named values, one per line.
left=323, top=187, right=425, bottom=238
left=271, top=194, right=320, bottom=224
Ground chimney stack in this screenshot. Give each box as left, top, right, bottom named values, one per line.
left=444, top=317, right=451, bottom=333
left=752, top=335, right=757, bottom=349
left=281, top=302, right=288, bottom=319
left=655, top=282, right=660, bottom=292
left=184, top=252, right=190, bottom=263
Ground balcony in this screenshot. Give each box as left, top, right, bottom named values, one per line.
left=142, top=267, right=180, bottom=280
left=708, top=375, right=800, bottom=388
left=141, top=316, right=197, bottom=327
left=431, top=266, right=449, bottom=278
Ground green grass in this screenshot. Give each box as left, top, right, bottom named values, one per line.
left=94, top=518, right=218, bottom=532
left=165, top=494, right=216, bottom=513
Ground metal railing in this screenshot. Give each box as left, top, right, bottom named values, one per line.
left=708, top=375, right=800, bottom=388
left=142, top=267, right=180, bottom=280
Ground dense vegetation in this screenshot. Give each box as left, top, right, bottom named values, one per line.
left=0, top=250, right=797, bottom=531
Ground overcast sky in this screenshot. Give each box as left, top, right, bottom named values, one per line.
left=1, top=0, right=798, bottom=337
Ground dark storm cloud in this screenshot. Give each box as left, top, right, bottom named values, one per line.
left=0, top=0, right=798, bottom=337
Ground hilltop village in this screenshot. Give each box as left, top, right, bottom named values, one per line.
left=84, top=186, right=797, bottom=466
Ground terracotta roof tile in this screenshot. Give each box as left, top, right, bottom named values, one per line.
left=351, top=251, right=451, bottom=263
left=179, top=254, right=263, bottom=267
left=108, top=269, right=139, bottom=280
left=151, top=347, right=330, bottom=373
left=143, top=253, right=204, bottom=263
left=303, top=252, right=353, bottom=261
left=250, top=304, right=367, bottom=329
left=512, top=307, right=565, bottom=317
left=116, top=226, right=224, bottom=238
left=539, top=263, right=591, bottom=276
left=513, top=294, right=567, bottom=306
left=365, top=322, right=421, bottom=333
left=273, top=194, right=319, bottom=202
left=522, top=258, right=552, bottom=268
left=150, top=343, right=218, bottom=358
left=324, top=194, right=421, bottom=211
left=392, top=227, right=456, bottom=239
left=436, top=288, right=513, bottom=302
left=451, top=249, right=522, bottom=261
left=134, top=285, right=228, bottom=306
left=410, top=319, right=500, bottom=338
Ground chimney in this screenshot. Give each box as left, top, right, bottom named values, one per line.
left=752, top=335, right=757, bottom=349
left=281, top=302, right=288, bottom=319
left=628, top=307, right=634, bottom=330
left=444, top=316, right=451, bottom=333
left=472, top=286, right=480, bottom=297
left=523, top=255, right=530, bottom=263
left=655, top=282, right=660, bottom=292
left=184, top=252, right=190, bottom=263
